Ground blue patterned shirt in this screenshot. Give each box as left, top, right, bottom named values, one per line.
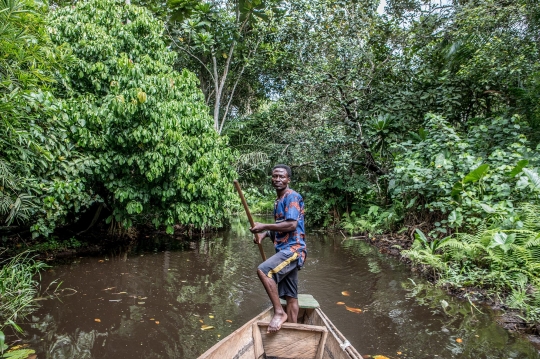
left=272, top=188, right=307, bottom=267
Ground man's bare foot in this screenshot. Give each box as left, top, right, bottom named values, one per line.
left=267, top=311, right=288, bottom=333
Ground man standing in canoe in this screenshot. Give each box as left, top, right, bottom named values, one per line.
left=250, top=164, right=307, bottom=333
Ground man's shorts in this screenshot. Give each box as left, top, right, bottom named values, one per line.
left=258, top=251, right=299, bottom=300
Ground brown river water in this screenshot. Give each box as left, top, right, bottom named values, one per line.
left=17, top=218, right=540, bottom=358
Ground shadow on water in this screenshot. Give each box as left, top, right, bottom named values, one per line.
left=18, top=217, right=540, bottom=358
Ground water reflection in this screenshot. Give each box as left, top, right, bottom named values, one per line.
left=17, top=220, right=540, bottom=359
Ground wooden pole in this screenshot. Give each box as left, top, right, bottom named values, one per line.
left=233, top=180, right=267, bottom=261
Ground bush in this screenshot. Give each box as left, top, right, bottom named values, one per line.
left=391, top=113, right=539, bottom=234
left=49, top=0, right=237, bottom=232
left=0, top=0, right=96, bottom=238
left=403, top=204, right=540, bottom=322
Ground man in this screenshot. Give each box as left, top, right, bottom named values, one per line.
left=250, top=164, right=307, bottom=333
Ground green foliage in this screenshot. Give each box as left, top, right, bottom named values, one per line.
left=392, top=114, right=538, bottom=232
left=0, top=0, right=96, bottom=237
left=49, top=0, right=237, bottom=231
left=242, top=186, right=274, bottom=215
left=0, top=252, right=47, bottom=329
left=2, top=349, right=36, bottom=359
left=138, top=0, right=286, bottom=133
left=341, top=205, right=402, bottom=236
left=28, top=236, right=82, bottom=253
left=403, top=204, right=540, bottom=322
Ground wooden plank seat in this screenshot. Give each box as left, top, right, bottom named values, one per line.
left=253, top=321, right=328, bottom=359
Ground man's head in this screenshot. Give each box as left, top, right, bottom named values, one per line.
left=271, top=164, right=291, bottom=191
left=272, top=164, right=292, bottom=179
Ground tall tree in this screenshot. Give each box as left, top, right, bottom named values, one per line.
left=163, top=0, right=284, bottom=133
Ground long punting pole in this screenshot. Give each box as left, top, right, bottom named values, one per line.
left=233, top=180, right=267, bottom=261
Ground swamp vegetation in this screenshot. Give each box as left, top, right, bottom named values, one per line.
left=2, top=0, right=540, bottom=354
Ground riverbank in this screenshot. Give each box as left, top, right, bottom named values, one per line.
left=353, top=231, right=540, bottom=348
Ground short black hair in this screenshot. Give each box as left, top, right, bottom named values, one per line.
left=272, top=164, right=292, bottom=178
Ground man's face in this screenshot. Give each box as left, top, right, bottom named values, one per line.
left=271, top=168, right=290, bottom=190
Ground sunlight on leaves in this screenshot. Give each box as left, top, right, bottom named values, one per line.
left=201, top=325, right=214, bottom=330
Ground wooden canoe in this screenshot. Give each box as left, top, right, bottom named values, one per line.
left=198, top=294, right=363, bottom=359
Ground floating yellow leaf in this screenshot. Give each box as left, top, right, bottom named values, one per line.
left=138, top=302, right=145, bottom=304
left=94, top=318, right=101, bottom=322
left=155, top=321, right=160, bottom=324
left=336, top=302, right=345, bottom=305
left=98, top=260, right=104, bottom=263
left=209, top=315, right=214, bottom=319
left=341, top=291, right=351, bottom=296
left=397, top=352, right=402, bottom=355
left=199, top=319, right=204, bottom=323
left=150, top=318, right=155, bottom=321
left=201, top=325, right=214, bottom=330
left=373, top=356, right=389, bottom=359
left=345, top=306, right=362, bottom=314
left=456, top=338, right=463, bottom=343
left=226, top=320, right=232, bottom=323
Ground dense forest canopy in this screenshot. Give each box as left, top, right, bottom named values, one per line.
left=2, top=0, right=540, bottom=327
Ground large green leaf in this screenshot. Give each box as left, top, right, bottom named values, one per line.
left=447, top=209, right=463, bottom=227
left=507, top=159, right=529, bottom=178
left=488, top=232, right=516, bottom=253
left=523, top=168, right=540, bottom=189
left=463, top=164, right=489, bottom=184
left=414, top=229, right=428, bottom=244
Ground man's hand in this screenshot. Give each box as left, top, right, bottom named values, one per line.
left=253, top=232, right=266, bottom=244
left=250, top=222, right=267, bottom=233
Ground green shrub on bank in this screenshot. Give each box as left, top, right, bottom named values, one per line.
left=0, top=0, right=96, bottom=238
left=49, top=0, right=236, bottom=232
left=404, top=203, right=540, bottom=322
left=341, top=205, right=403, bottom=236
left=392, top=114, right=539, bottom=235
